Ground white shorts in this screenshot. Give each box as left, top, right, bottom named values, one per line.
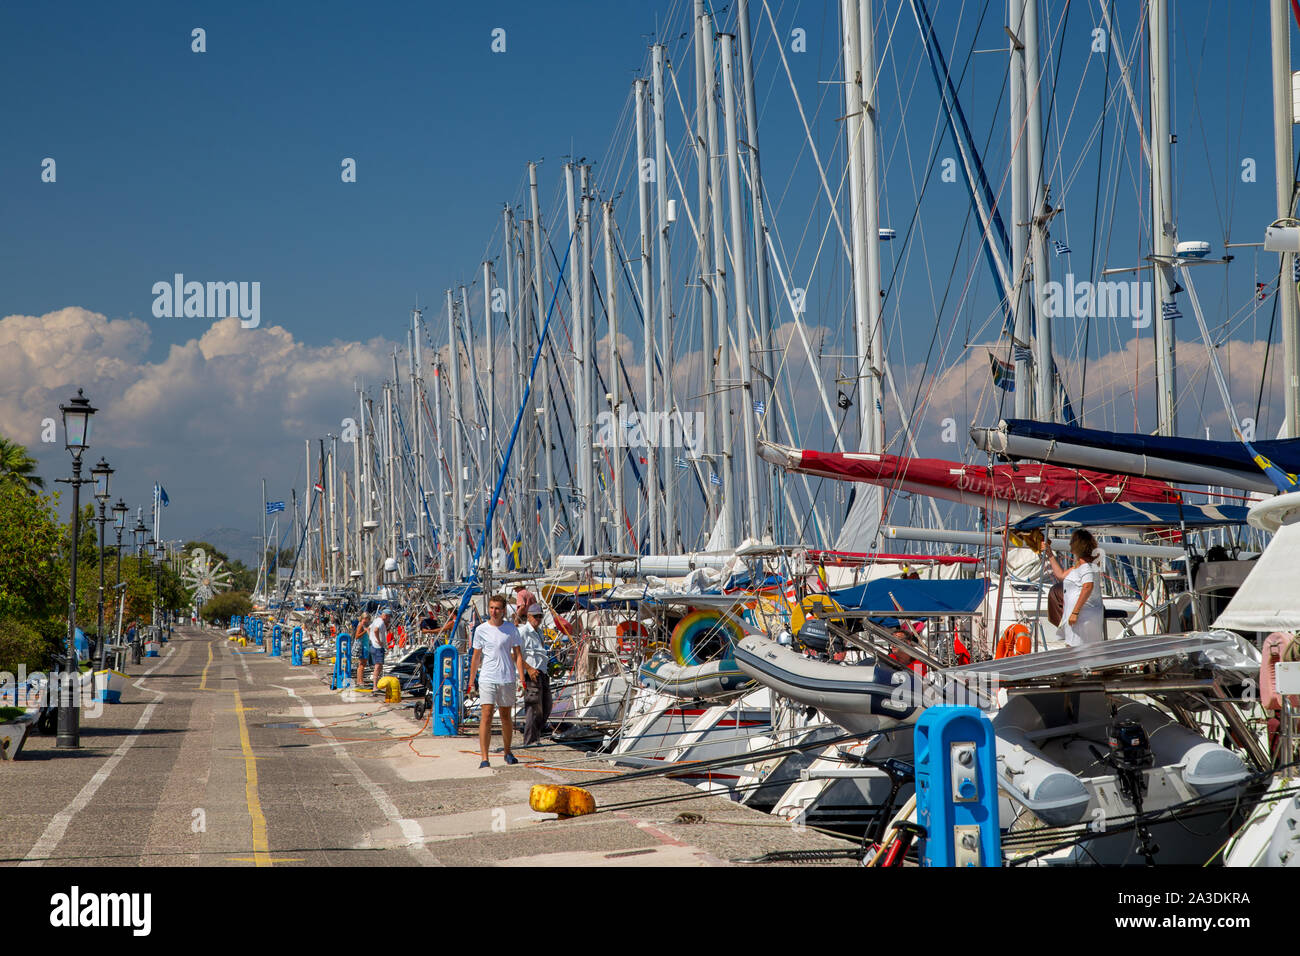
left=478, top=681, right=516, bottom=707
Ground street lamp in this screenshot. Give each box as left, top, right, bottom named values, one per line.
left=91, top=458, right=113, bottom=671
left=112, top=500, right=127, bottom=654
left=55, top=389, right=96, bottom=749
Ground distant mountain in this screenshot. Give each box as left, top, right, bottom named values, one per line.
left=193, top=527, right=261, bottom=568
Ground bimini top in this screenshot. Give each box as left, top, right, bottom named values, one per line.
left=1013, top=501, right=1250, bottom=531
left=831, top=577, right=988, bottom=617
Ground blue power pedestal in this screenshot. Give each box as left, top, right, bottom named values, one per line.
left=431, top=645, right=460, bottom=736
left=914, top=706, right=1001, bottom=867
left=290, top=626, right=304, bottom=666
left=331, top=632, right=353, bottom=690
left=231, top=615, right=241, bottom=631
left=255, top=619, right=265, bottom=647
left=271, top=624, right=282, bottom=656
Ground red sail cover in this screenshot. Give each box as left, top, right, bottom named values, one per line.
left=760, top=444, right=1178, bottom=517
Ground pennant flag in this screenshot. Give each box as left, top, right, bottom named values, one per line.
left=1161, top=300, right=1182, bottom=320
left=709, top=473, right=722, bottom=486
left=753, top=400, right=766, bottom=414
left=836, top=390, right=851, bottom=409
left=1053, top=239, right=1071, bottom=256
left=266, top=501, right=286, bottom=515
left=989, top=351, right=1015, bottom=392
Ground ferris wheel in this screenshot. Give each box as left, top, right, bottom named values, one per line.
left=181, top=547, right=234, bottom=606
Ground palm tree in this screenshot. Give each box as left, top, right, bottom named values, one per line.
left=0, top=436, right=44, bottom=493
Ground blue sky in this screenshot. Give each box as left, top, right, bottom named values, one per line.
left=1, top=0, right=1293, bottom=552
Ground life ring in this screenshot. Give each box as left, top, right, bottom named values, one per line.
left=995, top=622, right=1032, bottom=659
left=616, top=620, right=648, bottom=654
left=669, top=609, right=745, bottom=666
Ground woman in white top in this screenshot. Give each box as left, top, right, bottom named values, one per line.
left=1039, top=529, right=1105, bottom=646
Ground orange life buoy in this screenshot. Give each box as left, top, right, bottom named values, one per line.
left=995, top=622, right=1032, bottom=659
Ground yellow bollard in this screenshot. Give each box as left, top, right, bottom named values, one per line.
left=237, top=637, right=247, bottom=647
left=304, top=648, right=318, bottom=664
left=529, top=784, right=596, bottom=818
left=376, top=675, right=401, bottom=702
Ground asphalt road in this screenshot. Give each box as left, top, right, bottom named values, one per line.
left=0, top=626, right=855, bottom=866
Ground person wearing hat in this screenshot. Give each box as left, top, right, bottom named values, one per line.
left=517, top=604, right=551, bottom=745
left=512, top=582, right=537, bottom=623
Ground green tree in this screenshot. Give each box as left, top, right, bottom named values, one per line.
left=201, top=591, right=252, bottom=624
left=0, top=483, right=66, bottom=669
left=0, top=436, right=44, bottom=493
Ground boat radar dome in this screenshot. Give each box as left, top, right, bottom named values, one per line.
left=1175, top=240, right=1211, bottom=259
left=383, top=557, right=398, bottom=572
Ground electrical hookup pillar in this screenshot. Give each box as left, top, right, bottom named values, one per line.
left=914, top=706, right=1001, bottom=867
left=431, top=644, right=460, bottom=736
left=290, top=626, right=304, bottom=666
left=271, top=624, right=282, bottom=656
left=331, top=631, right=353, bottom=690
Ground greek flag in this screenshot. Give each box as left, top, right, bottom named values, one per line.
left=266, top=501, right=286, bottom=515
left=1053, top=240, right=1071, bottom=256
left=752, top=400, right=766, bottom=414
left=709, top=473, right=722, bottom=486
left=1162, top=300, right=1182, bottom=320
left=1013, top=346, right=1033, bottom=364
left=674, top=457, right=688, bottom=469
left=1293, top=257, right=1299, bottom=282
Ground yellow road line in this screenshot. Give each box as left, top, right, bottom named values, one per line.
left=200, top=636, right=272, bottom=867
left=232, top=687, right=271, bottom=867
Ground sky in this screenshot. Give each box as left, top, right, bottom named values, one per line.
left=1, top=0, right=1293, bottom=559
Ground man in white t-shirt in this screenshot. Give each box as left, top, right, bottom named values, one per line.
left=468, top=594, right=526, bottom=768
left=366, top=611, right=391, bottom=690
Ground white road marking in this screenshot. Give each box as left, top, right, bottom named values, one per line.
left=270, top=683, right=438, bottom=866
left=20, top=651, right=171, bottom=866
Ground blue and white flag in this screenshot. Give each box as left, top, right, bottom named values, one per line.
left=1162, top=300, right=1182, bottom=320
left=1013, top=346, right=1033, bottom=364
left=752, top=400, right=766, bottom=414
left=1053, top=239, right=1071, bottom=256
left=155, top=484, right=170, bottom=507
left=674, top=457, right=688, bottom=469
left=709, top=473, right=722, bottom=486
left=266, top=501, right=286, bottom=515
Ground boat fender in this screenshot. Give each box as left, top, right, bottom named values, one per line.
left=530, top=784, right=595, bottom=818
left=1260, top=632, right=1296, bottom=711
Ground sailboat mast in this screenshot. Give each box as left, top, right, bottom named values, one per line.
left=721, top=33, right=761, bottom=540
left=580, top=164, right=598, bottom=551
left=1008, top=0, right=1034, bottom=420
left=446, top=289, right=468, bottom=576
left=635, top=77, right=660, bottom=553
left=604, top=199, right=626, bottom=553
left=704, top=21, right=736, bottom=549
left=652, top=45, right=679, bottom=551
left=1149, top=0, right=1178, bottom=436
left=1272, top=0, right=1300, bottom=438
left=527, top=164, right=556, bottom=561
left=1023, top=0, right=1054, bottom=422
left=694, top=1, right=718, bottom=531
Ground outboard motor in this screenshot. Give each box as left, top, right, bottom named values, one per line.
left=1103, top=716, right=1159, bottom=864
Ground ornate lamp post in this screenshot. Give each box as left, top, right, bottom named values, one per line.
left=91, top=458, right=113, bottom=672
left=133, top=515, right=146, bottom=572
left=55, top=389, right=95, bottom=749
left=112, top=499, right=127, bottom=655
